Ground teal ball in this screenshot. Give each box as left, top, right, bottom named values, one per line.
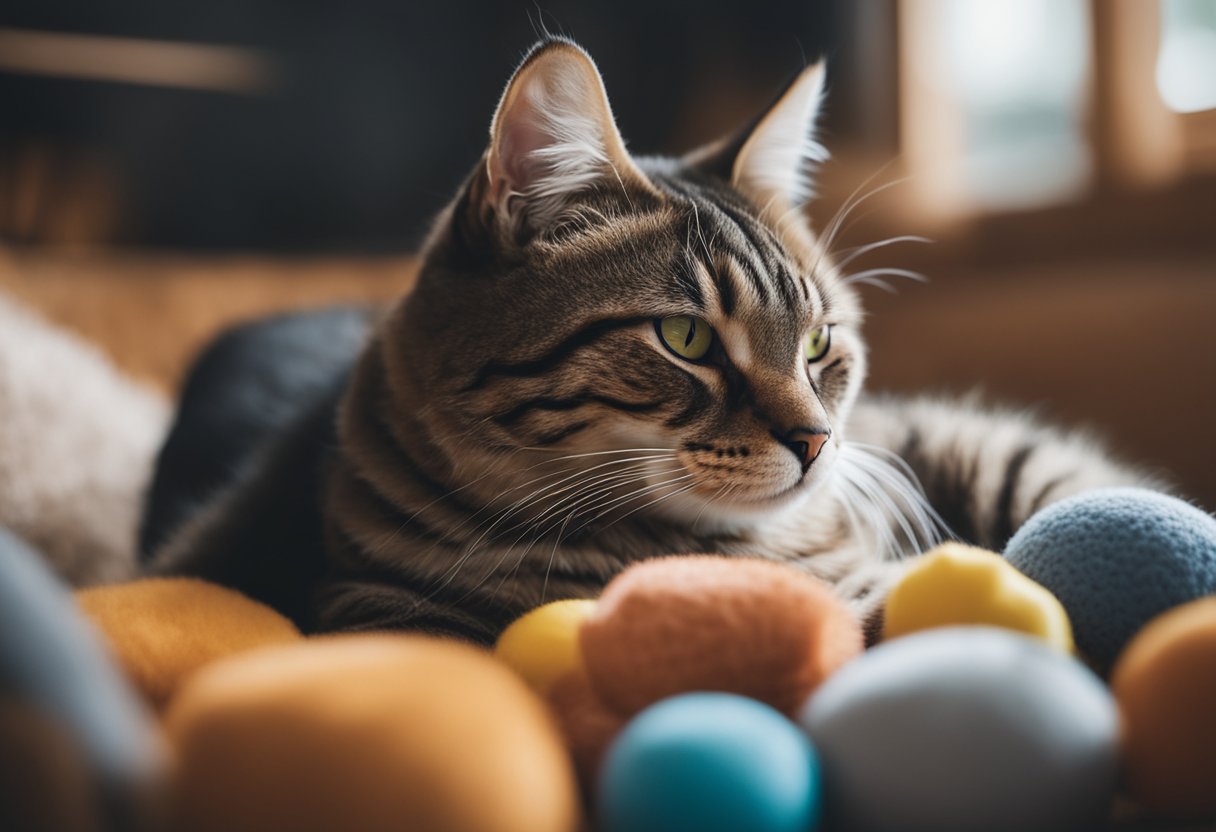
left=800, top=628, right=1118, bottom=832
left=1004, top=487, right=1216, bottom=670
left=598, top=693, right=821, bottom=832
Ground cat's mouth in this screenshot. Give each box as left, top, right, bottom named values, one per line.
left=658, top=466, right=821, bottom=524
left=728, top=474, right=809, bottom=506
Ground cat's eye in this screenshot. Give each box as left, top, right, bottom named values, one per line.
left=657, top=315, right=714, bottom=361
left=805, top=325, right=832, bottom=363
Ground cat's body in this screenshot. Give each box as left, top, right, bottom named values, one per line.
left=149, top=40, right=1149, bottom=640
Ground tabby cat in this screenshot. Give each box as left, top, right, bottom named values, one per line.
left=152, top=38, right=1147, bottom=641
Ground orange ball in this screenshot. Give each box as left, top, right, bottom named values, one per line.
left=580, top=556, right=862, bottom=718
left=547, top=670, right=627, bottom=797
left=164, top=635, right=579, bottom=832
left=75, top=578, right=300, bottom=709
left=1112, top=596, right=1216, bottom=817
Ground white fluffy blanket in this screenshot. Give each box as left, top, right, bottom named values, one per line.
left=0, top=293, right=169, bottom=586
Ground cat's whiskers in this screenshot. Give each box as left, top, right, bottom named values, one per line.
left=493, top=466, right=695, bottom=595
left=689, top=481, right=733, bottom=530
left=523, top=464, right=684, bottom=540
left=538, top=511, right=576, bottom=604
left=419, top=455, right=677, bottom=601
left=832, top=235, right=932, bottom=271
left=417, top=455, right=671, bottom=599
left=563, top=472, right=697, bottom=538
left=846, top=446, right=951, bottom=542
left=482, top=464, right=684, bottom=604
left=812, top=169, right=909, bottom=277
left=468, top=465, right=687, bottom=605
left=831, top=443, right=948, bottom=560
left=591, top=480, right=701, bottom=537
left=436, top=450, right=674, bottom=541
left=840, top=267, right=926, bottom=292
left=387, top=448, right=667, bottom=566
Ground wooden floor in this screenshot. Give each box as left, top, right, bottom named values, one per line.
left=0, top=246, right=413, bottom=391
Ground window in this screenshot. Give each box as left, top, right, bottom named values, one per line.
left=1158, top=0, right=1216, bottom=114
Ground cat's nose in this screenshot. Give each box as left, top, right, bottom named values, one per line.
left=777, top=427, right=831, bottom=468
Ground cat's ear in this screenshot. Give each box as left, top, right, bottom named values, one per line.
left=689, top=62, right=828, bottom=210
left=480, top=39, right=653, bottom=238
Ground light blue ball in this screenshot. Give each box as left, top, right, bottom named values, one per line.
left=0, top=528, right=166, bottom=830
left=1004, top=487, right=1216, bottom=670
left=597, top=692, right=821, bottom=832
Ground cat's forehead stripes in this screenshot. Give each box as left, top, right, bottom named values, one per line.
left=654, top=171, right=825, bottom=321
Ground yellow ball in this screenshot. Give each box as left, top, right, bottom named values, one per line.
left=883, top=543, right=1074, bottom=653
left=495, top=599, right=598, bottom=693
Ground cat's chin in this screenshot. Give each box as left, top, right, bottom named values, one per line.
left=654, top=475, right=823, bottom=531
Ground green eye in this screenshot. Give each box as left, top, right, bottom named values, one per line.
left=805, top=325, right=832, bottom=363
left=657, top=315, right=714, bottom=361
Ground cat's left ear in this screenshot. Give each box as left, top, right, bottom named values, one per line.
left=480, top=39, right=654, bottom=239
left=689, top=62, right=828, bottom=211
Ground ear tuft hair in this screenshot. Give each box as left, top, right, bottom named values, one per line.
left=484, top=39, right=650, bottom=237
left=732, top=62, right=828, bottom=207
left=688, top=62, right=829, bottom=212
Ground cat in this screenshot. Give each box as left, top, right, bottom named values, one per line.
left=149, top=38, right=1150, bottom=642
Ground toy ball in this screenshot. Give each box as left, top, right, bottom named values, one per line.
left=598, top=692, right=821, bottom=832
left=883, top=542, right=1073, bottom=652
left=800, top=627, right=1118, bottom=832
left=495, top=598, right=598, bottom=693
left=0, top=528, right=167, bottom=832
left=547, top=669, right=629, bottom=795
left=1112, top=595, right=1216, bottom=817
left=76, top=577, right=301, bottom=709
left=1004, top=487, right=1216, bottom=670
left=165, top=634, right=579, bottom=832
left=580, top=556, right=862, bottom=717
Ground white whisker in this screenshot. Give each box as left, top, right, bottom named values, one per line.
left=832, top=235, right=932, bottom=271
left=842, top=268, right=926, bottom=288
left=833, top=443, right=948, bottom=560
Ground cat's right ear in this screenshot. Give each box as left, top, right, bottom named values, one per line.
left=469, top=39, right=655, bottom=242
left=687, top=62, right=828, bottom=214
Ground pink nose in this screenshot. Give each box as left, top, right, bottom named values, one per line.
left=778, top=428, right=831, bottom=467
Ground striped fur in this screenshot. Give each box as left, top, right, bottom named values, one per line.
left=155, top=39, right=1153, bottom=641
left=307, top=40, right=1149, bottom=639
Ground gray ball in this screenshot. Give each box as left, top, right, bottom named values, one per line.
left=799, top=628, right=1118, bottom=832
left=0, top=528, right=168, bottom=831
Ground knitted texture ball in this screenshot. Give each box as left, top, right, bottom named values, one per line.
left=1111, top=596, right=1216, bottom=817
left=495, top=599, right=599, bottom=693
left=76, top=578, right=301, bottom=710
left=800, top=627, right=1118, bottom=832
left=0, top=528, right=167, bottom=832
left=580, top=556, right=862, bottom=718
left=883, top=542, right=1073, bottom=652
left=1003, top=488, right=1216, bottom=671
left=165, top=635, right=579, bottom=832
left=598, top=693, right=820, bottom=832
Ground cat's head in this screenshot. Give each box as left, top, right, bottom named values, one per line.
left=396, top=38, right=866, bottom=529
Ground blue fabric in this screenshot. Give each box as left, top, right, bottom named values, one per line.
left=1004, top=488, right=1216, bottom=671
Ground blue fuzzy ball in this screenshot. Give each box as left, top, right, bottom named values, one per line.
left=598, top=693, right=821, bottom=832
left=1004, top=488, right=1216, bottom=670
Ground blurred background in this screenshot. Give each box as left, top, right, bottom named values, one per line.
left=1, top=0, right=1213, bottom=506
